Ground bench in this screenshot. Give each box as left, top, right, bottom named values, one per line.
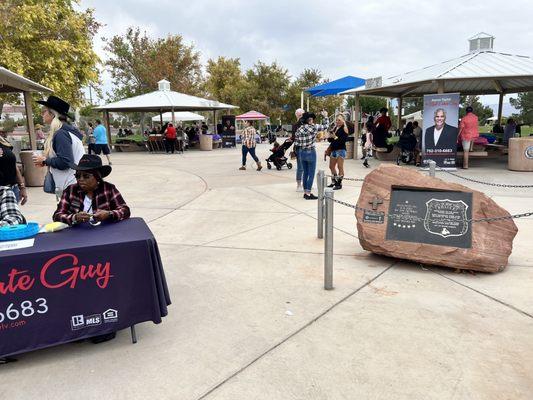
left=373, top=146, right=400, bottom=161
left=456, top=151, right=488, bottom=158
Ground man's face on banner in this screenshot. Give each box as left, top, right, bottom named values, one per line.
left=434, top=110, right=446, bottom=129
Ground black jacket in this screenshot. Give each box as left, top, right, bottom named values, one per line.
left=423, top=123, right=458, bottom=151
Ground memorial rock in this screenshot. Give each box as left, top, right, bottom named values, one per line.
left=356, top=165, right=518, bottom=273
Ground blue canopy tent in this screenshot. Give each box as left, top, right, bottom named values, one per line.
left=305, top=75, right=365, bottom=97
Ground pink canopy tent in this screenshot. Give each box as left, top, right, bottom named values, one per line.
left=235, top=110, right=269, bottom=120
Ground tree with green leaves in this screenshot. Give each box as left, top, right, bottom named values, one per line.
left=510, top=92, right=533, bottom=124
left=204, top=56, right=247, bottom=106
left=346, top=96, right=387, bottom=116
left=283, top=69, right=343, bottom=123
left=242, top=61, right=290, bottom=123
left=402, top=97, right=423, bottom=115
left=0, top=0, right=101, bottom=115
left=460, top=95, right=493, bottom=122
left=104, top=27, right=203, bottom=101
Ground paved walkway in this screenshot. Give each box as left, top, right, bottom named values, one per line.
left=5, top=143, right=533, bottom=399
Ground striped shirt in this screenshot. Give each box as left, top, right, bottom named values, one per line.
left=241, top=126, right=257, bottom=148
left=0, top=186, right=25, bottom=227
left=295, top=119, right=329, bottom=150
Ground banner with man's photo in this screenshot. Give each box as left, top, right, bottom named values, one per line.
left=422, top=93, right=460, bottom=169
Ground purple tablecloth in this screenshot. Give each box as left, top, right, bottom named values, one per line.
left=0, top=217, right=170, bottom=358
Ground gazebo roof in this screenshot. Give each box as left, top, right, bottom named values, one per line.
left=235, top=110, right=269, bottom=120
left=0, top=66, right=52, bottom=93
left=151, top=111, right=205, bottom=122
left=96, top=81, right=238, bottom=112
left=342, top=50, right=533, bottom=97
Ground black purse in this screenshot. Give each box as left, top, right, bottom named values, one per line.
left=43, top=168, right=55, bottom=194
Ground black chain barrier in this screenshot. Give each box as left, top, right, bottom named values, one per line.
left=433, top=166, right=533, bottom=188
left=325, top=174, right=365, bottom=182
left=329, top=198, right=533, bottom=224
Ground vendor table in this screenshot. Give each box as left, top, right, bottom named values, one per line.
left=0, top=218, right=170, bottom=358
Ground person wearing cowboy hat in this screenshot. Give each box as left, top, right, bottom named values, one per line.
left=294, top=111, right=329, bottom=199
left=53, top=154, right=130, bottom=225
left=32, top=95, right=85, bottom=197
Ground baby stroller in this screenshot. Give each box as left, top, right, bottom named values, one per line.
left=266, top=139, right=293, bottom=170
left=396, top=132, right=417, bottom=165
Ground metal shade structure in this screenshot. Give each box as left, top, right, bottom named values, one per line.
left=0, top=66, right=52, bottom=94
left=235, top=110, right=269, bottom=120
left=95, top=80, right=238, bottom=142
left=341, top=51, right=533, bottom=98
left=0, top=67, right=52, bottom=149
left=340, top=34, right=533, bottom=160
left=96, top=80, right=237, bottom=113
left=305, top=75, right=365, bottom=97
left=151, top=111, right=205, bottom=122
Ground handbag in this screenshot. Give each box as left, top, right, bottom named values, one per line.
left=43, top=168, right=56, bottom=194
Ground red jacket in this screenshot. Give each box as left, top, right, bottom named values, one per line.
left=165, top=126, right=177, bottom=139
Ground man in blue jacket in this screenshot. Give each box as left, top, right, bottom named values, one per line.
left=93, top=119, right=112, bottom=165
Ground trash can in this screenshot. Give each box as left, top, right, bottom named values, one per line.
left=20, top=150, right=47, bottom=187
left=508, top=137, right=533, bottom=171
left=199, top=134, right=213, bottom=151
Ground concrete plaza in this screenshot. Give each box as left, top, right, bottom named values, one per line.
left=3, top=142, right=533, bottom=399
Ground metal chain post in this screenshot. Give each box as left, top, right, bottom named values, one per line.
left=324, top=188, right=334, bottom=290
left=317, top=170, right=325, bottom=238
left=428, top=160, right=436, bottom=177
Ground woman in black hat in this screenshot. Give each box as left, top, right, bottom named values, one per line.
left=32, top=95, right=85, bottom=197
left=53, top=154, right=130, bottom=225
left=294, top=112, right=329, bottom=199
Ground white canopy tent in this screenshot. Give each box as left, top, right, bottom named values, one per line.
left=151, top=111, right=205, bottom=123
left=341, top=33, right=533, bottom=159
left=96, top=80, right=238, bottom=141
left=0, top=66, right=52, bottom=149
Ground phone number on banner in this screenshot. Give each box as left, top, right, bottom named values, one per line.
left=0, top=298, right=48, bottom=324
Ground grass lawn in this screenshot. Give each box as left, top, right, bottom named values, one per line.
left=479, top=125, right=533, bottom=136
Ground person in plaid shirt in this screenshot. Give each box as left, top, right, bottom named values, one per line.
left=295, top=112, right=329, bottom=199
left=0, top=186, right=25, bottom=227
left=239, top=120, right=262, bottom=171
left=53, top=154, right=130, bottom=225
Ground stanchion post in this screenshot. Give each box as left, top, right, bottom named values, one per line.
left=324, top=188, right=334, bottom=290
left=317, top=170, right=325, bottom=238
left=428, top=160, right=436, bottom=177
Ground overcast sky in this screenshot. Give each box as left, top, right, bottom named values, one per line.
left=82, top=0, right=533, bottom=106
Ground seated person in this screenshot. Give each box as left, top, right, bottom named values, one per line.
left=53, top=154, right=130, bottom=225
left=398, top=123, right=417, bottom=151
left=0, top=183, right=25, bottom=227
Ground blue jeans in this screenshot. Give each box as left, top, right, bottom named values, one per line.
left=11, top=185, right=20, bottom=203
left=242, top=145, right=259, bottom=166
left=299, top=148, right=317, bottom=192
left=296, top=148, right=303, bottom=182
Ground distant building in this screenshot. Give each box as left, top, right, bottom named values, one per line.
left=1, top=104, right=26, bottom=121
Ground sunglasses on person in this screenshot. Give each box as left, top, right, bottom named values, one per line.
left=75, top=172, right=95, bottom=180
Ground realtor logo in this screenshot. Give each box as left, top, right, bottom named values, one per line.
left=85, top=314, right=102, bottom=327
left=71, top=315, right=85, bottom=330
left=103, top=309, right=118, bottom=323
